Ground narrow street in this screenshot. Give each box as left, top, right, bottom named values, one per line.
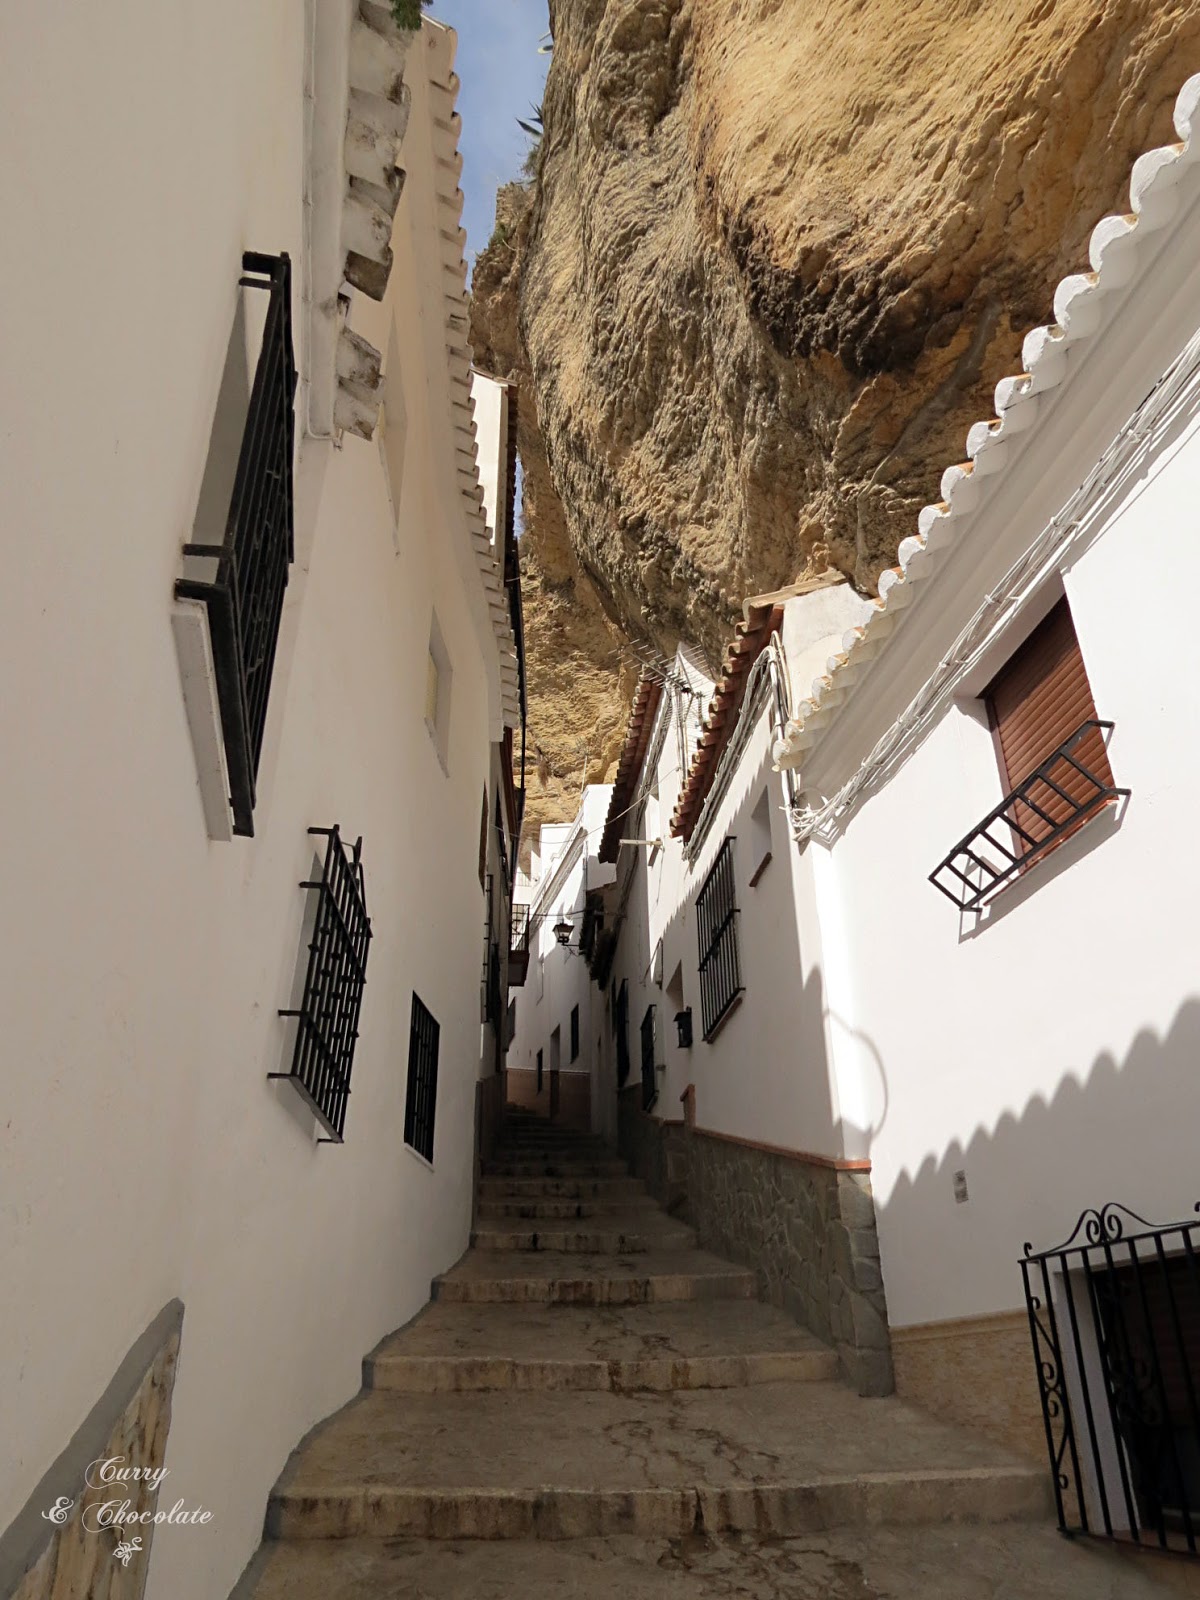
left=235, top=1111, right=1175, bottom=1598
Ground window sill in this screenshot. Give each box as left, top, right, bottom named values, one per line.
left=403, top=1142, right=435, bottom=1173
left=701, top=990, right=744, bottom=1045
left=961, top=795, right=1124, bottom=938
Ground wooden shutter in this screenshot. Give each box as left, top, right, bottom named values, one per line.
left=985, top=598, right=1113, bottom=850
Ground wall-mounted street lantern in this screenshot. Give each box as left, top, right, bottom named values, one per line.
left=674, top=1008, right=693, bottom=1049
left=553, top=919, right=574, bottom=947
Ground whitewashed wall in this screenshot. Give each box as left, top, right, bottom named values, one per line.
left=602, top=586, right=871, bottom=1155
left=507, top=791, right=614, bottom=1116
left=803, top=175, right=1200, bottom=1331
left=0, top=11, right=496, bottom=1600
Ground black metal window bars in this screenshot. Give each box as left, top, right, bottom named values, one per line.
left=640, top=1004, right=658, bottom=1112
left=615, top=979, right=631, bottom=1088
left=696, top=836, right=743, bottom=1040
left=176, top=252, right=297, bottom=836
left=1021, top=1202, right=1200, bottom=1555
left=405, top=993, right=440, bottom=1164
left=273, top=826, right=372, bottom=1143
left=929, top=720, right=1128, bottom=912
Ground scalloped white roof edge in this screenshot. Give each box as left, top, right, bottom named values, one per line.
left=773, top=71, right=1200, bottom=772
left=425, top=20, right=522, bottom=728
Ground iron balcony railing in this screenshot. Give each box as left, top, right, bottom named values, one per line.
left=273, top=826, right=372, bottom=1143
left=176, top=252, right=297, bottom=836
left=929, top=720, right=1128, bottom=912
left=1021, top=1202, right=1200, bottom=1554
left=696, top=836, right=742, bottom=1040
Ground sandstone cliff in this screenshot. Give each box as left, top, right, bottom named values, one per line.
left=472, top=0, right=1200, bottom=831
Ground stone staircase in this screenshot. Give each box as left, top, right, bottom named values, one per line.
left=234, top=1110, right=1177, bottom=1598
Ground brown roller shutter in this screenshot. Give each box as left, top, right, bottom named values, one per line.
left=985, top=598, right=1113, bottom=853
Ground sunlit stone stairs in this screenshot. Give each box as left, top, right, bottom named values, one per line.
left=234, top=1108, right=1160, bottom=1600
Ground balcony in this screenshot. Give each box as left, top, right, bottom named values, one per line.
left=929, top=720, right=1128, bottom=912
left=509, top=903, right=531, bottom=987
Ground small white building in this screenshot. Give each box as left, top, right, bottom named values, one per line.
left=0, top=9, right=523, bottom=1600
left=585, top=71, right=1200, bottom=1538
left=507, top=788, right=615, bottom=1130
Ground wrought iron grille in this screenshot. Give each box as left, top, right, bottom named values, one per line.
left=615, top=979, right=631, bottom=1088
left=273, top=826, right=372, bottom=1143
left=1021, top=1202, right=1200, bottom=1554
left=640, top=1004, right=658, bottom=1112
left=696, top=836, right=742, bottom=1040
left=404, top=993, right=440, bottom=1163
left=930, top=721, right=1128, bottom=911
left=176, top=252, right=297, bottom=836
left=509, top=902, right=531, bottom=987
left=570, top=1004, right=580, bottom=1062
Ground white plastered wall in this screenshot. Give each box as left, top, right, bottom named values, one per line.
left=0, top=11, right=496, bottom=1600
left=801, top=172, right=1200, bottom=1330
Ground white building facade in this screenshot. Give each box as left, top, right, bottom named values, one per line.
left=586, top=72, right=1200, bottom=1520
left=507, top=788, right=615, bottom=1131
left=0, top=10, right=522, bottom=1600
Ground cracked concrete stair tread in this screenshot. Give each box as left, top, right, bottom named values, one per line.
left=432, top=1246, right=754, bottom=1304
left=367, top=1299, right=839, bottom=1390
left=470, top=1211, right=697, bottom=1251
left=238, top=1526, right=1178, bottom=1599
left=267, top=1381, right=1049, bottom=1537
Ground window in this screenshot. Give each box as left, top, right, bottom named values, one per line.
left=424, top=611, right=452, bottom=771
left=748, top=788, right=773, bottom=887
left=929, top=597, right=1126, bottom=909
left=536, top=1047, right=543, bottom=1091
left=986, top=597, right=1114, bottom=814
left=404, top=993, right=440, bottom=1163
left=640, top=1004, right=658, bottom=1111
left=273, top=825, right=372, bottom=1142
left=478, top=789, right=489, bottom=889
left=176, top=251, right=297, bottom=837
left=570, top=1004, right=580, bottom=1062
left=696, top=836, right=742, bottom=1040
left=615, top=980, right=631, bottom=1087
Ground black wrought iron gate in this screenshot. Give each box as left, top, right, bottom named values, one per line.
left=1021, top=1202, right=1200, bottom=1554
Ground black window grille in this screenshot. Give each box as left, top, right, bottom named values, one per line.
left=696, top=836, right=742, bottom=1040
left=930, top=721, right=1128, bottom=911
left=404, top=993, right=440, bottom=1163
left=273, top=825, right=371, bottom=1143
left=615, top=979, right=631, bottom=1087
left=536, top=1047, right=543, bottom=1091
left=1021, top=1202, right=1200, bottom=1554
left=176, top=252, right=297, bottom=836
left=640, top=1004, right=658, bottom=1112
left=482, top=875, right=495, bottom=1023
left=570, top=1004, right=580, bottom=1062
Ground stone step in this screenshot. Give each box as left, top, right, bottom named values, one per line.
left=469, top=1214, right=698, bottom=1254
left=476, top=1196, right=662, bottom=1220
left=265, top=1381, right=1050, bottom=1541
left=478, top=1176, right=646, bottom=1201
left=365, top=1300, right=839, bottom=1394
left=483, top=1159, right=630, bottom=1178
left=233, top=1525, right=1174, bottom=1600
left=432, top=1248, right=756, bottom=1306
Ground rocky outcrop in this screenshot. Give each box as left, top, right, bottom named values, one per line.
left=472, top=185, right=633, bottom=844
left=474, top=0, right=1200, bottom=822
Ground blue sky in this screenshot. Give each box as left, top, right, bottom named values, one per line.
left=431, top=0, right=551, bottom=275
